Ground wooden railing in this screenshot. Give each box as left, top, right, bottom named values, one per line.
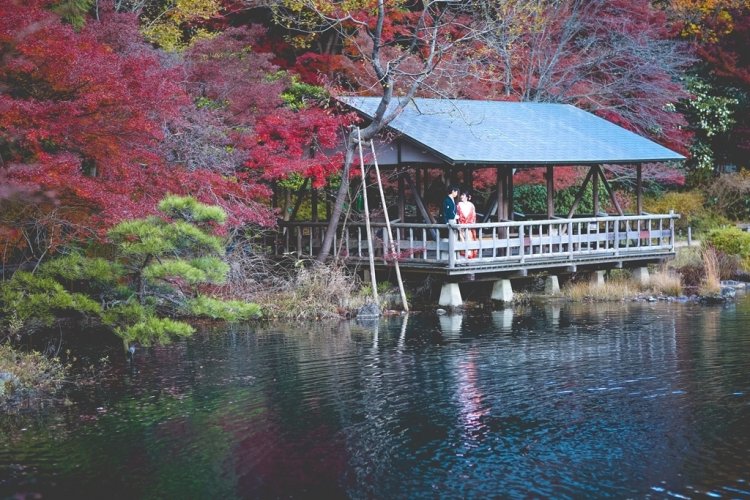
left=276, top=212, right=679, bottom=271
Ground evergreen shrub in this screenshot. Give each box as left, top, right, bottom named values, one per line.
left=704, top=226, right=750, bottom=271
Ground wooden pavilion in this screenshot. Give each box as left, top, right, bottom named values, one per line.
left=275, top=97, right=685, bottom=305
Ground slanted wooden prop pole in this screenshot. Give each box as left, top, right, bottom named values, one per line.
left=370, top=140, right=409, bottom=312
left=357, top=128, right=379, bottom=305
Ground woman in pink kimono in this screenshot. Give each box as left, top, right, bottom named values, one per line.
left=457, top=192, right=478, bottom=258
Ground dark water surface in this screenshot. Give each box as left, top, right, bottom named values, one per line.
left=2, top=295, right=750, bottom=499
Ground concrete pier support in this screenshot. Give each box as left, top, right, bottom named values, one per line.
left=544, top=275, right=560, bottom=294
left=590, top=270, right=606, bottom=287
left=491, top=279, right=514, bottom=302
left=632, top=267, right=650, bottom=285
left=438, top=283, right=463, bottom=307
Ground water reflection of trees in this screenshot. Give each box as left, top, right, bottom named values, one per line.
left=4, top=295, right=750, bottom=498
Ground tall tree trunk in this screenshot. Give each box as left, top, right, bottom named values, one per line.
left=317, top=136, right=357, bottom=262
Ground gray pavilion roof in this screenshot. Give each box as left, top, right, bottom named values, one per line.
left=339, top=96, right=685, bottom=166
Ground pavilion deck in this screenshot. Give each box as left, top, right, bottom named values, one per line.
left=277, top=212, right=678, bottom=278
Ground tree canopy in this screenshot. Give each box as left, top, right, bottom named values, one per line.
left=2, top=0, right=749, bottom=271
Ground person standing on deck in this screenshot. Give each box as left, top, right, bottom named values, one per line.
left=441, top=186, right=459, bottom=224
left=457, top=191, right=478, bottom=258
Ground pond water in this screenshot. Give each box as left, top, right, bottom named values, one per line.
left=2, top=295, right=750, bottom=499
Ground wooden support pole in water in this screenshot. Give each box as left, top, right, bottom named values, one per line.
left=371, top=140, right=409, bottom=312
left=357, top=128, right=378, bottom=305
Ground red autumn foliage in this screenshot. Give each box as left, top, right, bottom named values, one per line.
left=184, top=26, right=350, bottom=190
left=0, top=0, right=276, bottom=244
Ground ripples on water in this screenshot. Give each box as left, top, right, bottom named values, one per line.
left=2, top=296, right=750, bottom=499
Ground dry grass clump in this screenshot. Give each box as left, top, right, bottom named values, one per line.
left=0, top=344, right=67, bottom=407
left=253, top=262, right=367, bottom=320
left=699, top=246, right=722, bottom=296
left=219, top=238, right=378, bottom=320
left=563, top=277, right=635, bottom=302
left=563, top=266, right=685, bottom=302
left=669, top=247, right=703, bottom=293
left=648, top=268, right=683, bottom=297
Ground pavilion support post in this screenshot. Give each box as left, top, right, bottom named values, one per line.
left=593, top=165, right=601, bottom=215
left=311, top=187, right=319, bottom=223
left=491, top=279, right=513, bottom=302
left=636, top=164, right=643, bottom=214
left=544, top=275, right=560, bottom=295
left=398, top=171, right=406, bottom=222
left=466, top=167, right=474, bottom=191
left=590, top=270, right=606, bottom=287
left=415, top=167, right=422, bottom=199
left=546, top=166, right=555, bottom=218
left=311, top=186, right=319, bottom=245
left=566, top=167, right=596, bottom=218
left=632, top=266, right=650, bottom=285
left=439, top=282, right=463, bottom=307
left=507, top=167, right=514, bottom=220
left=496, top=167, right=505, bottom=221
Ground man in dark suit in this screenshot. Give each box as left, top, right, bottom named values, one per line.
left=441, top=186, right=459, bottom=224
